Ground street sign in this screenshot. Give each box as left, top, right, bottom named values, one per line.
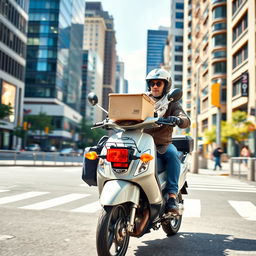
left=211, top=83, right=220, bottom=108
left=241, top=72, right=249, bottom=97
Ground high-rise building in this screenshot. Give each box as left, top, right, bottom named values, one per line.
left=24, top=0, right=84, bottom=149
left=115, top=57, right=125, bottom=93
left=227, top=0, right=256, bottom=155
left=169, top=1, right=184, bottom=90
left=146, top=29, right=169, bottom=75
left=83, top=2, right=116, bottom=121
left=0, top=0, right=29, bottom=149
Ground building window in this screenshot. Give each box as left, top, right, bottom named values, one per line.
left=213, top=61, right=226, bottom=74
left=213, top=5, right=226, bottom=19
left=174, top=75, right=182, bottom=81
left=175, top=65, right=183, bottom=71
left=202, top=118, right=208, bottom=130
left=232, top=12, right=247, bottom=42
left=212, top=33, right=226, bottom=47
left=176, top=3, right=184, bottom=9
left=232, top=0, right=245, bottom=15
left=176, top=12, right=184, bottom=19
left=232, top=43, right=248, bottom=69
left=175, top=55, right=183, bottom=61
left=175, top=45, right=183, bottom=52
left=175, top=36, right=183, bottom=42
left=175, top=22, right=184, bottom=29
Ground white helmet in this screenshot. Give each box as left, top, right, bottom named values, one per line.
left=146, top=68, right=172, bottom=94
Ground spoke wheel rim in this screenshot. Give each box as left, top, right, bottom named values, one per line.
left=107, top=206, right=129, bottom=255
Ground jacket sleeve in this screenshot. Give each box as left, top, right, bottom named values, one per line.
left=169, top=102, right=191, bottom=129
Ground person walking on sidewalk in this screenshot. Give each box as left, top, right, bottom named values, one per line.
left=212, top=147, right=223, bottom=170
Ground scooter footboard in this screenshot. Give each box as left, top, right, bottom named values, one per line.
left=100, top=180, right=140, bottom=206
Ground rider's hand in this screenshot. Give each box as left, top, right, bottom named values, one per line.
left=166, top=116, right=182, bottom=126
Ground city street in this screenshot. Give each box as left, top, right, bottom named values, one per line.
left=0, top=166, right=256, bottom=256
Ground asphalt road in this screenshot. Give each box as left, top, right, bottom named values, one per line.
left=0, top=166, right=256, bottom=256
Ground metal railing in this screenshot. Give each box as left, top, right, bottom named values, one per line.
left=0, top=150, right=83, bottom=167
left=230, top=157, right=256, bottom=181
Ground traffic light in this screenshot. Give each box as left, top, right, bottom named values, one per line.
left=211, top=83, right=220, bottom=108
left=23, top=121, right=28, bottom=130
left=44, top=126, right=49, bottom=134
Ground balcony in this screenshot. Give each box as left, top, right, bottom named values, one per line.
left=212, top=0, right=226, bottom=4
left=212, top=50, right=226, bottom=60
left=212, top=22, right=227, bottom=33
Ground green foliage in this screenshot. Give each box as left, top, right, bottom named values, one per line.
left=203, top=126, right=216, bottom=145
left=13, top=126, right=26, bottom=138
left=25, top=112, right=53, bottom=134
left=78, top=117, right=107, bottom=148
left=222, top=111, right=254, bottom=144
left=0, top=103, right=13, bottom=122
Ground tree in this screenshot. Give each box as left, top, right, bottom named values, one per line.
left=78, top=118, right=107, bottom=148
left=0, top=103, right=13, bottom=124
left=25, top=112, right=53, bottom=141
left=222, top=111, right=254, bottom=147
left=203, top=126, right=216, bottom=145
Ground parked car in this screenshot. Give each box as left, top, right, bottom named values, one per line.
left=59, top=148, right=77, bottom=156
left=26, top=144, right=41, bottom=151
left=43, top=145, right=57, bottom=152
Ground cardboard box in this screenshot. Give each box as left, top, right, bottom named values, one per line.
left=108, top=94, right=155, bottom=121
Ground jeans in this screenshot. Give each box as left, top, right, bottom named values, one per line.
left=214, top=157, right=222, bottom=170
left=157, top=143, right=180, bottom=195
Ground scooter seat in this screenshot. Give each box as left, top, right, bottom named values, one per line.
left=157, top=152, right=184, bottom=174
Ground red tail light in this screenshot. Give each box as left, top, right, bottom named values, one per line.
left=107, top=148, right=129, bottom=163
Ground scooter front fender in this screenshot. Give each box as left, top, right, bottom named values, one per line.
left=100, top=180, right=140, bottom=206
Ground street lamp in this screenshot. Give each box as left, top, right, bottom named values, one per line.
left=191, top=63, right=201, bottom=174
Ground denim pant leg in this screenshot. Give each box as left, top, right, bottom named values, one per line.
left=157, top=144, right=180, bottom=195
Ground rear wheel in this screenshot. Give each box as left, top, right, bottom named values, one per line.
left=162, top=193, right=183, bottom=236
left=96, top=205, right=130, bottom=256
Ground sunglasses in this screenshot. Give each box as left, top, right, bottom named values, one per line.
left=149, top=81, right=164, bottom=87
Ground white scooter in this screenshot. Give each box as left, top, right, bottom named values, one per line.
left=83, top=88, right=193, bottom=256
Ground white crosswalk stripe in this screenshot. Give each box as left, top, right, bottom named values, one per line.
left=228, top=201, right=256, bottom=221
left=71, top=201, right=101, bottom=213
left=183, top=199, right=201, bottom=218
left=0, top=190, right=9, bottom=193
left=20, top=193, right=90, bottom=210
left=0, top=191, right=49, bottom=205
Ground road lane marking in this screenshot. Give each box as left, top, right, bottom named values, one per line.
left=71, top=201, right=101, bottom=213
left=20, top=193, right=90, bottom=210
left=0, top=191, right=49, bottom=205
left=228, top=201, right=256, bottom=221
left=189, top=188, right=256, bottom=193
left=183, top=199, right=201, bottom=217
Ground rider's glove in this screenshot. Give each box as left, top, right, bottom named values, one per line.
left=166, top=116, right=182, bottom=126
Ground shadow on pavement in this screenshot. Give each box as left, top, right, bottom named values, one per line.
left=133, top=232, right=256, bottom=256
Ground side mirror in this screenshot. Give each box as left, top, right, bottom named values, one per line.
left=167, top=88, right=182, bottom=102
left=88, top=92, right=98, bottom=106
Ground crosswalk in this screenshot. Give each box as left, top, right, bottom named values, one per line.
left=0, top=180, right=256, bottom=221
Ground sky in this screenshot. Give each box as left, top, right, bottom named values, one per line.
left=86, top=0, right=171, bottom=93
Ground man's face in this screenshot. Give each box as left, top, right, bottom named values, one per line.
left=149, top=80, right=165, bottom=98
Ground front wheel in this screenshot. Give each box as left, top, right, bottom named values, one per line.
left=161, top=193, right=183, bottom=236
left=96, top=205, right=130, bottom=256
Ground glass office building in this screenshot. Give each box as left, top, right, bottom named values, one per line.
left=0, top=0, right=29, bottom=149
left=25, top=0, right=84, bottom=148
left=146, top=29, right=169, bottom=74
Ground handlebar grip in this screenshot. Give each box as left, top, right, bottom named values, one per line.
left=93, top=121, right=104, bottom=127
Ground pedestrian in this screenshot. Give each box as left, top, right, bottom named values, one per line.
left=212, top=147, right=223, bottom=170
left=240, top=145, right=250, bottom=166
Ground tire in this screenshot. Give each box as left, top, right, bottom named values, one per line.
left=161, top=193, right=183, bottom=236
left=96, top=205, right=130, bottom=256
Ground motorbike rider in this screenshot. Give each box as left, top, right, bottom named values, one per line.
left=144, top=68, right=191, bottom=214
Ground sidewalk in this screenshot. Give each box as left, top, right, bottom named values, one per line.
left=198, top=159, right=230, bottom=176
